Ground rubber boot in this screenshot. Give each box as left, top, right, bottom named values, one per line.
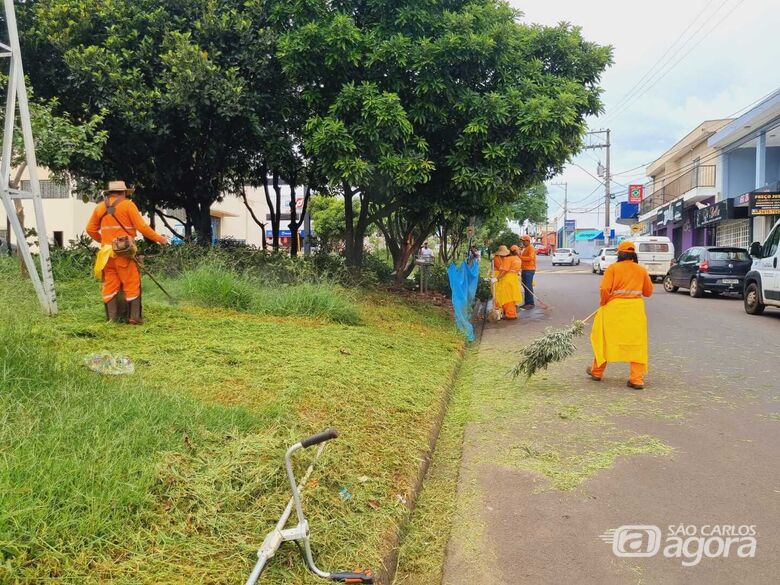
left=105, top=297, right=120, bottom=322
left=127, top=297, right=143, bottom=325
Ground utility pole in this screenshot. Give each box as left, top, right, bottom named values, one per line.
left=584, top=129, right=611, bottom=245
left=551, top=181, right=568, bottom=247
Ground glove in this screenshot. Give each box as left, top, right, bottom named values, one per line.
left=491, top=277, right=498, bottom=284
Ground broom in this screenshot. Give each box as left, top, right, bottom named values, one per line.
left=510, top=308, right=599, bottom=379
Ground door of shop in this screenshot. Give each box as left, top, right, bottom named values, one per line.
left=672, top=227, right=683, bottom=256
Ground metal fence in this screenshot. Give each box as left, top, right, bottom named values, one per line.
left=20, top=179, right=69, bottom=199
left=640, top=165, right=715, bottom=215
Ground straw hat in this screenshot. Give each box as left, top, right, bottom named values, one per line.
left=104, top=180, right=135, bottom=195
left=496, top=245, right=510, bottom=256
left=618, top=240, right=636, bottom=253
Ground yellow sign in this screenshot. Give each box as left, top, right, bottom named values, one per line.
left=631, top=223, right=642, bottom=234
left=466, top=226, right=475, bottom=238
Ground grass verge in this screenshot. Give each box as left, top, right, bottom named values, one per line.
left=0, top=258, right=463, bottom=584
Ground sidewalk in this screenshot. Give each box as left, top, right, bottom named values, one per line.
left=441, top=276, right=780, bottom=585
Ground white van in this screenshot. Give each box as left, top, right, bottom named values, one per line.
left=744, top=218, right=780, bottom=315
left=632, top=235, right=675, bottom=281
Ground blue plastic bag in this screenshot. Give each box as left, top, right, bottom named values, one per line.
left=447, top=259, right=480, bottom=342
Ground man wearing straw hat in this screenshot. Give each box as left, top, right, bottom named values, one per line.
left=587, top=240, right=654, bottom=389
left=493, top=244, right=522, bottom=319
left=86, top=180, right=169, bottom=324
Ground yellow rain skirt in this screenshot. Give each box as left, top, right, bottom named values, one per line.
left=590, top=297, right=648, bottom=371
left=494, top=271, right=522, bottom=307
left=93, top=244, right=115, bottom=280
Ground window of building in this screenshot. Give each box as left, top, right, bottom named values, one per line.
left=716, top=219, right=751, bottom=249
left=20, top=180, right=69, bottom=199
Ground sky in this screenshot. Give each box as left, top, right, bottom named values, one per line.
left=511, top=0, right=780, bottom=229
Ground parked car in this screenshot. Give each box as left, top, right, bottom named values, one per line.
left=552, top=248, right=580, bottom=266
left=744, top=218, right=780, bottom=315
left=534, top=243, right=552, bottom=255
left=592, top=247, right=617, bottom=274
left=633, top=235, right=675, bottom=281
left=664, top=247, right=752, bottom=298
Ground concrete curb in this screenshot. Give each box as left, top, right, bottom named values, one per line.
left=377, top=346, right=467, bottom=585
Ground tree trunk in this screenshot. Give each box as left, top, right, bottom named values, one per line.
left=188, top=199, right=212, bottom=244
left=240, top=186, right=267, bottom=251
left=289, top=179, right=299, bottom=258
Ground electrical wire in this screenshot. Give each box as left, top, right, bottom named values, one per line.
left=604, top=0, right=745, bottom=123
left=605, top=0, right=715, bottom=118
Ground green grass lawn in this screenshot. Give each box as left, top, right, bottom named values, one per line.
left=0, top=259, right=463, bottom=584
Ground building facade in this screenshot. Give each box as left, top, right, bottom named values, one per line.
left=708, top=89, right=780, bottom=248
left=637, top=119, right=732, bottom=252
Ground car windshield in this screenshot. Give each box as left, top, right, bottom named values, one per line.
left=709, top=249, right=750, bottom=261
left=638, top=243, right=669, bottom=252
left=557, top=249, right=572, bottom=253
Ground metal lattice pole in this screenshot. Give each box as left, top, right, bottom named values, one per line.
left=0, top=0, right=57, bottom=314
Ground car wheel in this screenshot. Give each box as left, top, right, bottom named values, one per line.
left=592, top=266, right=597, bottom=274
left=663, top=275, right=679, bottom=293
left=744, top=283, right=765, bottom=315
left=689, top=278, right=703, bottom=298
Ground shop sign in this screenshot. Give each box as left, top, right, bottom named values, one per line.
left=737, top=192, right=752, bottom=206
left=564, top=219, right=576, bottom=231
left=657, top=199, right=683, bottom=226
left=695, top=199, right=733, bottom=227
left=628, top=184, right=644, bottom=203
left=749, top=192, right=780, bottom=216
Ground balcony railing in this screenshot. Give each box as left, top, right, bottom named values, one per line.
left=639, top=165, right=715, bottom=215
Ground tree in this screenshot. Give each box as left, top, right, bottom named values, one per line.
left=309, top=194, right=346, bottom=251
left=278, top=0, right=611, bottom=271
left=19, top=0, right=275, bottom=243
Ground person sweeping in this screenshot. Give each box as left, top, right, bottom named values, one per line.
left=519, top=235, right=537, bottom=309
left=586, top=240, right=653, bottom=389
left=493, top=244, right=522, bottom=320
left=86, top=180, right=169, bottom=324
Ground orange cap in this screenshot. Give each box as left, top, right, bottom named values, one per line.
left=510, top=244, right=520, bottom=252
left=618, top=240, right=636, bottom=253
left=521, top=234, right=531, bottom=241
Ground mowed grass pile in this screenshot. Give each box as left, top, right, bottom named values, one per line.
left=0, top=257, right=463, bottom=584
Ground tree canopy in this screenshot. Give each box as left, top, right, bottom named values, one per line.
left=18, top=0, right=610, bottom=261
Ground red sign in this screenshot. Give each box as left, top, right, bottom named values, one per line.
left=295, top=198, right=305, bottom=210
left=628, top=184, right=644, bottom=203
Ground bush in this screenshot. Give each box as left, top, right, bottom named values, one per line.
left=179, top=262, right=359, bottom=324
left=181, top=262, right=255, bottom=311
left=489, top=229, right=522, bottom=253
left=254, top=283, right=360, bottom=325
left=426, top=263, right=451, bottom=296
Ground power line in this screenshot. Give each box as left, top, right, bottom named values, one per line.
left=604, top=0, right=741, bottom=124
left=608, top=0, right=747, bottom=123
left=605, top=0, right=715, bottom=117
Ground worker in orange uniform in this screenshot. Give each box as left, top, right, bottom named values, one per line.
left=587, top=240, right=654, bottom=389
left=493, top=244, right=522, bottom=319
left=86, top=181, right=168, bottom=324
left=519, top=235, right=537, bottom=309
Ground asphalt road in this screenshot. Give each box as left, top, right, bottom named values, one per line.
left=443, top=255, right=780, bottom=585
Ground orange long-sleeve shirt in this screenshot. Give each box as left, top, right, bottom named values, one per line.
left=599, top=260, right=654, bottom=306
left=498, top=255, right=522, bottom=275
left=520, top=244, right=537, bottom=271
left=86, top=196, right=166, bottom=245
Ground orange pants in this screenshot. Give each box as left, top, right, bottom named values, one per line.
left=102, top=256, right=141, bottom=302
left=503, top=302, right=517, bottom=319
left=590, top=359, right=645, bottom=386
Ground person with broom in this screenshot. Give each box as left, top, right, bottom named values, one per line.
left=493, top=244, right=522, bottom=320
left=586, top=240, right=654, bottom=389
left=86, top=180, right=169, bottom=324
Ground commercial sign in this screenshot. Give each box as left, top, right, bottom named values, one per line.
left=695, top=199, right=731, bottom=227
left=619, top=201, right=639, bottom=220
left=657, top=199, right=683, bottom=226
left=749, top=192, right=780, bottom=216
left=628, top=184, right=644, bottom=203
left=565, top=219, right=576, bottom=231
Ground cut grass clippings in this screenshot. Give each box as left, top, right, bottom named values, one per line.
left=0, top=258, right=464, bottom=584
